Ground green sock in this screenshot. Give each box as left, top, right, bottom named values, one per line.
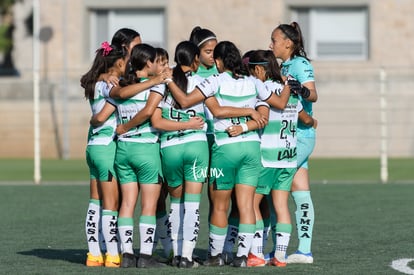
left=292, top=191, right=314, bottom=253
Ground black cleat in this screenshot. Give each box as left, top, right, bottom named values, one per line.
left=232, top=255, right=247, bottom=267
left=179, top=257, right=200, bottom=268
left=121, top=253, right=137, bottom=268
left=171, top=255, right=181, bottom=267
left=203, top=254, right=224, bottom=266
left=137, top=253, right=166, bottom=268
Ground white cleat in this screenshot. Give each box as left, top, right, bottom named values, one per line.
left=286, top=251, right=313, bottom=264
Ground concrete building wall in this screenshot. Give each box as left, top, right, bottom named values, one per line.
left=1, top=0, right=413, bottom=158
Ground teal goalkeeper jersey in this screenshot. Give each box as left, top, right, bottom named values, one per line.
left=281, top=56, right=315, bottom=138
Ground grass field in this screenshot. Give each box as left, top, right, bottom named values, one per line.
left=1, top=183, right=413, bottom=274
left=0, top=158, right=413, bottom=274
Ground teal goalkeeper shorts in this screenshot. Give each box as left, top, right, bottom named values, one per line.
left=297, top=136, right=315, bottom=169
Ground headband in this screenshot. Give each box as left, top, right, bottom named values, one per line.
left=197, top=36, right=217, bottom=47
left=248, top=61, right=269, bottom=65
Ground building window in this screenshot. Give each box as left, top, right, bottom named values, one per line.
left=291, top=7, right=369, bottom=60
left=89, top=9, right=165, bottom=56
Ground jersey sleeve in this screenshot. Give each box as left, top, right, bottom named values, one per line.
left=150, top=83, right=166, bottom=97
left=99, top=81, right=113, bottom=98
left=291, top=57, right=314, bottom=84
left=254, top=77, right=272, bottom=101
left=196, top=75, right=219, bottom=98
left=255, top=98, right=269, bottom=109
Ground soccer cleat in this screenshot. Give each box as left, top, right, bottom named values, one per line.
left=203, top=254, right=224, bottom=266
left=152, top=251, right=171, bottom=264
left=171, top=255, right=181, bottom=267
left=86, top=252, right=104, bottom=267
left=222, top=251, right=234, bottom=265
left=269, top=257, right=287, bottom=267
left=121, top=253, right=137, bottom=268
left=232, top=255, right=247, bottom=267
left=104, top=253, right=121, bottom=268
left=192, top=254, right=204, bottom=265
left=178, top=257, right=200, bottom=268
left=286, top=251, right=313, bottom=264
left=137, top=253, right=167, bottom=268
left=247, top=253, right=266, bottom=267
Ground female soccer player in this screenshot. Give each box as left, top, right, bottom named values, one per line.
left=106, top=43, right=168, bottom=268
left=151, top=41, right=208, bottom=268
left=80, top=41, right=128, bottom=268
left=270, top=22, right=318, bottom=264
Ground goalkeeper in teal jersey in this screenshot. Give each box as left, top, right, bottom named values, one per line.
left=270, top=22, right=318, bottom=264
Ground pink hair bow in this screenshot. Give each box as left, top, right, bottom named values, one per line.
left=101, top=41, right=113, bottom=56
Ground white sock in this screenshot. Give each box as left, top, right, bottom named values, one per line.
left=236, top=223, right=255, bottom=257
left=209, top=225, right=227, bottom=257
left=139, top=215, right=156, bottom=256
left=118, top=217, right=134, bottom=254
left=275, top=232, right=290, bottom=260
left=101, top=210, right=119, bottom=256
left=85, top=200, right=102, bottom=256
left=182, top=195, right=201, bottom=260
left=169, top=198, right=183, bottom=257
left=250, top=220, right=264, bottom=256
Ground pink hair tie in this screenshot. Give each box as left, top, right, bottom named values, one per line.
left=101, top=41, right=113, bottom=56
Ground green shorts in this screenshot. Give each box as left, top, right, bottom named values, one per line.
left=86, top=142, right=116, bottom=181
left=209, top=141, right=261, bottom=190
left=256, top=167, right=297, bottom=194
left=115, top=141, right=163, bottom=185
left=161, top=141, right=209, bottom=187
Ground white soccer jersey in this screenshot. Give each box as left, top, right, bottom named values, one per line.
left=87, top=81, right=117, bottom=146
left=257, top=79, right=302, bottom=168
left=197, top=72, right=272, bottom=146
left=109, top=79, right=165, bottom=143
left=159, top=73, right=208, bottom=148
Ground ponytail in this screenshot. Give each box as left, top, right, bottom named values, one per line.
left=277, top=22, right=310, bottom=61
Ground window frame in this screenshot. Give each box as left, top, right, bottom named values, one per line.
left=287, top=2, right=370, bottom=61
left=82, top=0, right=168, bottom=61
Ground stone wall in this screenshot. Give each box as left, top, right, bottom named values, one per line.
left=1, top=0, right=413, bottom=158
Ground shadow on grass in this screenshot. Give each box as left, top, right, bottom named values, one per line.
left=17, top=247, right=209, bottom=265
left=17, top=248, right=86, bottom=265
